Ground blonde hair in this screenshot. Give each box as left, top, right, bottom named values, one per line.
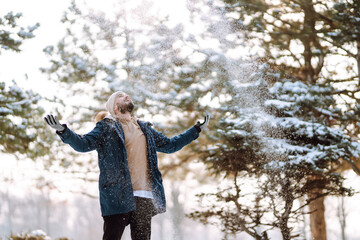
left=94, top=111, right=108, bottom=123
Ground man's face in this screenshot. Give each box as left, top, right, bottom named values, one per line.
left=114, top=92, right=135, bottom=114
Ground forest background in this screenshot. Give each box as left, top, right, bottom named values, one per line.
left=1, top=0, right=360, bottom=239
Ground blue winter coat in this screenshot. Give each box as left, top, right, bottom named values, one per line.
left=56, top=117, right=199, bottom=217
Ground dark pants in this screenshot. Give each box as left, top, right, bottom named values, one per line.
left=102, top=197, right=155, bottom=240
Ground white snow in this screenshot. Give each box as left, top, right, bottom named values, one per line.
left=327, top=32, right=340, bottom=37
left=18, top=28, right=35, bottom=38
left=0, top=107, right=12, bottom=114
left=265, top=99, right=293, bottom=108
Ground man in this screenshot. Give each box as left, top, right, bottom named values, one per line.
left=44, top=91, right=210, bottom=240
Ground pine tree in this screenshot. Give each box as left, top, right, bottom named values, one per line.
left=221, top=0, right=338, bottom=83
left=214, top=0, right=360, bottom=238
left=324, top=1, right=360, bottom=143
left=0, top=12, right=39, bottom=54
left=189, top=61, right=360, bottom=239
left=0, top=12, right=52, bottom=159
left=326, top=0, right=360, bottom=83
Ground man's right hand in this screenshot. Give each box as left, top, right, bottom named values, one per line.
left=44, top=114, right=65, bottom=132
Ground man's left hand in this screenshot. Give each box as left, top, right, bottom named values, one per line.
left=195, top=114, right=210, bottom=132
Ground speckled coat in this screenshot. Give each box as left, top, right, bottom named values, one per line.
left=56, top=118, right=199, bottom=217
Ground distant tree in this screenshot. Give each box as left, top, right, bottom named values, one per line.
left=0, top=12, right=39, bottom=54
left=40, top=0, right=223, bottom=173
left=323, top=1, right=360, bottom=141
left=325, top=0, right=360, bottom=83
left=0, top=12, right=53, bottom=159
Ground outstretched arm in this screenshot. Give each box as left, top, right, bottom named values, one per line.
left=151, top=114, right=210, bottom=153
left=44, top=114, right=105, bottom=153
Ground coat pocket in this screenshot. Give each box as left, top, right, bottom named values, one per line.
left=101, top=179, right=120, bottom=189
left=100, top=182, right=124, bottom=210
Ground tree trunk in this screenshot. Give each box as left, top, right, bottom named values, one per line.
left=302, top=0, right=317, bottom=84
left=279, top=178, right=293, bottom=240
left=171, top=184, right=184, bottom=240
left=357, top=40, right=360, bottom=85
left=308, top=188, right=327, bottom=240
left=337, top=196, right=347, bottom=240
left=356, top=0, right=360, bottom=85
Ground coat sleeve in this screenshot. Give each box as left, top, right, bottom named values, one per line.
left=56, top=121, right=106, bottom=153
left=149, top=126, right=199, bottom=154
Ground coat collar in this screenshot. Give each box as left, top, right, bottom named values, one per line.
left=104, top=116, right=125, bottom=144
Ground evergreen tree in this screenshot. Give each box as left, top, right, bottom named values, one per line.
left=0, top=12, right=52, bottom=159
left=0, top=12, right=39, bottom=54
left=326, top=0, right=360, bottom=83
left=213, top=0, right=360, bottom=238
left=324, top=1, right=360, bottom=143
left=220, top=0, right=337, bottom=83
left=189, top=61, right=360, bottom=239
